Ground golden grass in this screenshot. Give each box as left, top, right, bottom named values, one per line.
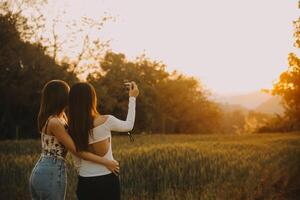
left=0, top=133, right=300, bottom=200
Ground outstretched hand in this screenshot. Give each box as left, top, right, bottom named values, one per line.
left=125, top=81, right=139, bottom=97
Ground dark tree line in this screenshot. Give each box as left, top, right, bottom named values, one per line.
left=0, top=12, right=77, bottom=139
left=0, top=6, right=221, bottom=139
left=88, top=52, right=221, bottom=134
left=4, top=0, right=299, bottom=138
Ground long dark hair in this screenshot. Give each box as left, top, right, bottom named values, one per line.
left=68, top=82, right=99, bottom=151
left=38, top=80, right=70, bottom=132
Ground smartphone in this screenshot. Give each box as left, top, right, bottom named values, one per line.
left=124, top=81, right=134, bottom=90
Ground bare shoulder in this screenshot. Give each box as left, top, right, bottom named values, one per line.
left=94, top=115, right=110, bottom=127
left=48, top=117, right=65, bottom=130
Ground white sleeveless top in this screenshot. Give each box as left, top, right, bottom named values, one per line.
left=73, top=97, right=136, bottom=177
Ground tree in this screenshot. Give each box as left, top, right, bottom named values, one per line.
left=0, top=11, right=77, bottom=139
left=1, top=0, right=112, bottom=76
left=271, top=2, right=300, bottom=130
left=88, top=52, right=221, bottom=134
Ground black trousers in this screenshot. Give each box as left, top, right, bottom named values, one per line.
left=76, top=173, right=120, bottom=200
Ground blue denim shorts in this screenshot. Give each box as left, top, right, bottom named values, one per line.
left=29, top=155, right=67, bottom=200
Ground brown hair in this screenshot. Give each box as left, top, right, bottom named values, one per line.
left=38, top=80, right=70, bottom=132
left=68, top=82, right=99, bottom=151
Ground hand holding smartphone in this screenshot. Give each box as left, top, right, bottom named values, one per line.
left=124, top=81, right=139, bottom=97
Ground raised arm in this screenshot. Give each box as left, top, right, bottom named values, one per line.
left=109, top=97, right=136, bottom=132
left=48, top=118, right=119, bottom=175
left=110, top=81, right=139, bottom=132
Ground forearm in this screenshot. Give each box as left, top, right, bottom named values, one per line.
left=110, top=97, right=136, bottom=132
left=126, top=97, right=136, bottom=127
left=50, top=118, right=110, bottom=166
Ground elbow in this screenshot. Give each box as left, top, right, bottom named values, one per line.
left=126, top=123, right=134, bottom=131
left=67, top=147, right=76, bottom=155
left=128, top=126, right=134, bottom=131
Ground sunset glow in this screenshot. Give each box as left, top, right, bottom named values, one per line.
left=29, top=0, right=299, bottom=94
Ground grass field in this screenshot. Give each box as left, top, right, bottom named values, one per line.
left=0, top=133, right=300, bottom=200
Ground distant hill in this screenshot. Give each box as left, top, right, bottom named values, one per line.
left=214, top=91, right=285, bottom=115
left=219, top=103, right=249, bottom=114
left=220, top=91, right=271, bottom=109
left=255, top=96, right=284, bottom=115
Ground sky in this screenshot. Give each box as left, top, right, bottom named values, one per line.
left=44, top=0, right=299, bottom=95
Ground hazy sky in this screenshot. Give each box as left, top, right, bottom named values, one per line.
left=46, top=0, right=299, bottom=94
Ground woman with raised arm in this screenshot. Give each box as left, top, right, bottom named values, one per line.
left=68, top=81, right=139, bottom=200
left=29, top=80, right=119, bottom=200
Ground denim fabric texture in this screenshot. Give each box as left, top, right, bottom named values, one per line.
left=29, top=155, right=67, bottom=200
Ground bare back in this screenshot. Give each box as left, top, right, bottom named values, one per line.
left=89, top=115, right=110, bottom=157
